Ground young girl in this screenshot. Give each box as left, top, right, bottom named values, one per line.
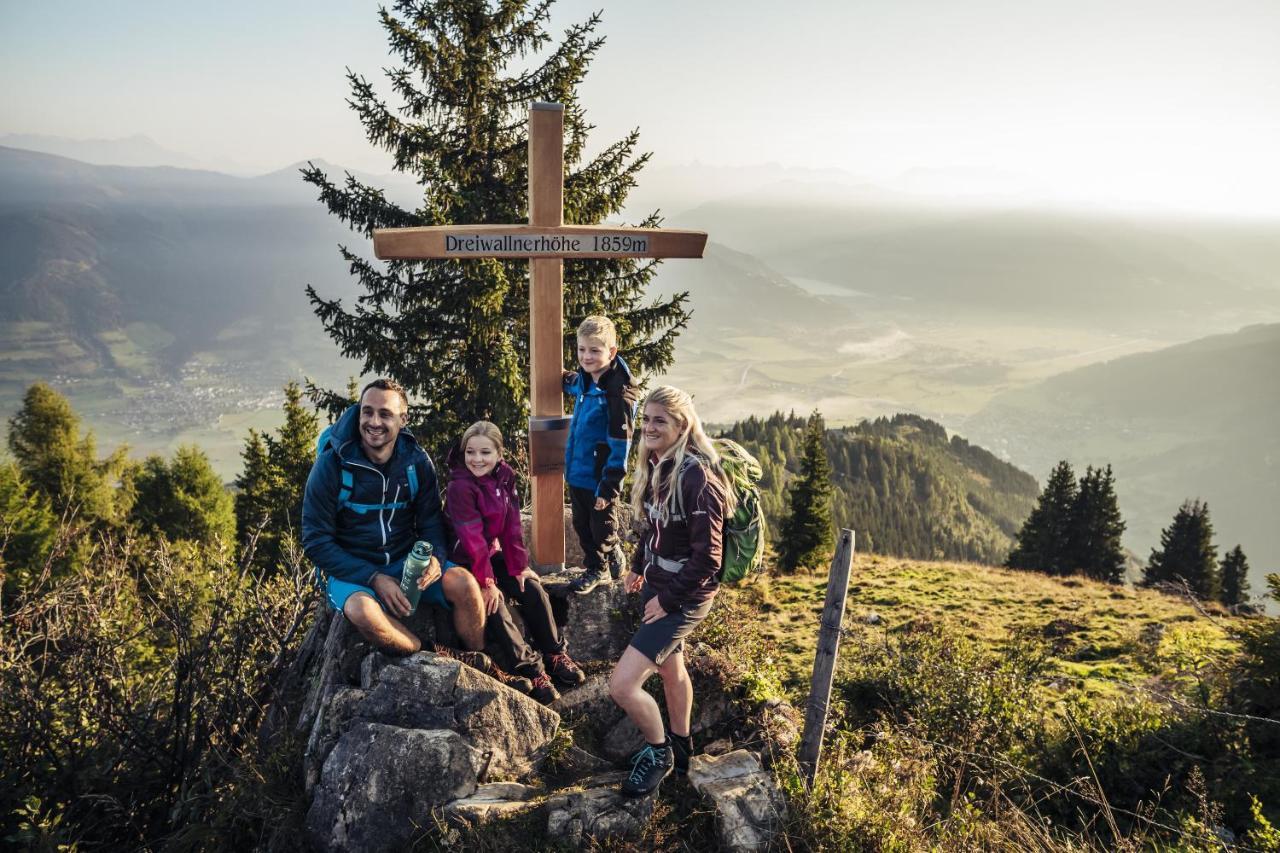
left=609, top=386, right=735, bottom=797
left=446, top=421, right=586, bottom=705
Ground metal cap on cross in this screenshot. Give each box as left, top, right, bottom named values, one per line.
left=372, top=102, right=707, bottom=570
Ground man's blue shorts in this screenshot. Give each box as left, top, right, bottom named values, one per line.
left=325, top=558, right=451, bottom=614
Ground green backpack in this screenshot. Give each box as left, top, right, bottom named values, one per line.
left=673, top=439, right=766, bottom=585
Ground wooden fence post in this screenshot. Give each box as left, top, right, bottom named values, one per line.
left=797, top=528, right=855, bottom=788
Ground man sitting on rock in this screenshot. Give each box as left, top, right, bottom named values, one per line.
left=301, top=379, right=527, bottom=688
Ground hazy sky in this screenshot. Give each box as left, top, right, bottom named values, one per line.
left=3, top=0, right=1280, bottom=215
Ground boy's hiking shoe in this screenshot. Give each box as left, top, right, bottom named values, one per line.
left=529, top=673, right=561, bottom=705
left=671, top=734, right=693, bottom=776
left=545, top=652, right=587, bottom=688
left=431, top=643, right=533, bottom=695
left=570, top=565, right=609, bottom=595
left=620, top=743, right=673, bottom=797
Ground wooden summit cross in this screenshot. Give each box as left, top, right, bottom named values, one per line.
left=372, top=102, right=707, bottom=569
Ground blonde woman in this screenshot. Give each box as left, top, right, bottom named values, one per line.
left=609, top=385, right=735, bottom=797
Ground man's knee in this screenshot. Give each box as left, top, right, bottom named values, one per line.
left=343, top=591, right=381, bottom=628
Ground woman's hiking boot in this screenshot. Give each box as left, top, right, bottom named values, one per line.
left=431, top=643, right=533, bottom=695
left=545, top=652, right=587, bottom=688
left=620, top=742, right=673, bottom=797
left=528, top=672, right=561, bottom=705
left=569, top=564, right=609, bottom=595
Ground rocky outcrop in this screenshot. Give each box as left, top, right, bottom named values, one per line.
left=443, top=782, right=540, bottom=826
left=307, top=724, right=482, bottom=851
left=544, top=772, right=657, bottom=844
left=301, top=606, right=562, bottom=852
left=687, top=750, right=787, bottom=852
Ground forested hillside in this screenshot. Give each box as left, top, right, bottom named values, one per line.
left=722, top=411, right=1039, bottom=564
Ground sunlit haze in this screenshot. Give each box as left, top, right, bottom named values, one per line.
left=3, top=0, right=1279, bottom=217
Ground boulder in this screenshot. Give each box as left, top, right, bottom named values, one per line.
left=687, top=750, right=786, bottom=852
left=443, top=782, right=540, bottom=826
left=306, top=723, right=482, bottom=852
left=542, top=571, right=636, bottom=662
left=551, top=671, right=624, bottom=731
left=600, top=715, right=645, bottom=763
left=544, top=771, right=656, bottom=844
left=356, top=652, right=561, bottom=780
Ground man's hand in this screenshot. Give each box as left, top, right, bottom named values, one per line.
left=481, top=580, right=502, bottom=616
left=561, top=369, right=577, bottom=385
left=372, top=573, right=411, bottom=618
left=621, top=382, right=641, bottom=406
left=594, top=496, right=608, bottom=511
left=642, top=594, right=668, bottom=624
left=515, top=567, right=539, bottom=594
left=416, top=556, right=442, bottom=590
left=624, top=570, right=645, bottom=594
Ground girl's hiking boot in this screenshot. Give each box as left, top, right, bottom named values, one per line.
left=545, top=652, right=587, bottom=688
left=671, top=733, right=693, bottom=776
left=620, top=742, right=673, bottom=797
left=431, top=643, right=533, bottom=695
left=569, top=565, right=609, bottom=595
left=528, top=672, right=561, bottom=705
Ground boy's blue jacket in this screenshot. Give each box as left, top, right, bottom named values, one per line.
left=563, top=356, right=637, bottom=501
left=301, top=403, right=447, bottom=587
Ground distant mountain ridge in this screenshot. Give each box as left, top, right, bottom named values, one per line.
left=965, top=323, right=1280, bottom=594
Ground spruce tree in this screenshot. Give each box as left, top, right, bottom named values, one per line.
left=1143, top=499, right=1219, bottom=600
left=1219, top=545, right=1251, bottom=608
left=235, top=382, right=320, bottom=569
left=1006, top=460, right=1077, bottom=575
left=6, top=382, right=127, bottom=527
left=779, top=411, right=834, bottom=572
left=303, top=0, right=690, bottom=456
left=0, top=462, right=56, bottom=596
left=1068, top=464, right=1127, bottom=583
left=132, top=446, right=235, bottom=546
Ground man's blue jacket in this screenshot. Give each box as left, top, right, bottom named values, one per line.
left=563, top=356, right=636, bottom=501
left=301, top=403, right=447, bottom=586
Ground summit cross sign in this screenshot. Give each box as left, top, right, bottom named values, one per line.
left=372, top=102, right=707, bottom=568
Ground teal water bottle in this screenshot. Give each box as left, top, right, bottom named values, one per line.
left=400, top=540, right=434, bottom=615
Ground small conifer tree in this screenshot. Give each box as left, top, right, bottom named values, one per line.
left=1068, top=464, right=1127, bottom=583
left=235, top=382, right=320, bottom=570
left=1144, top=499, right=1219, bottom=600
left=1219, top=545, right=1251, bottom=608
left=132, top=446, right=235, bottom=545
left=1006, top=460, right=1077, bottom=575
left=779, top=411, right=834, bottom=572
left=7, top=382, right=128, bottom=527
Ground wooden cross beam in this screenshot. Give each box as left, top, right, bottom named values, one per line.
left=372, top=102, right=707, bottom=569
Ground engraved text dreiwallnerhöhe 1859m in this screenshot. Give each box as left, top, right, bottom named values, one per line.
left=443, top=232, right=650, bottom=255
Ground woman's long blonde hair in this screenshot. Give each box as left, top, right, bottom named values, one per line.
left=630, top=385, right=735, bottom=522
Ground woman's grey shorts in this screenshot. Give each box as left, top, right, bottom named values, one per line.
left=629, top=585, right=713, bottom=666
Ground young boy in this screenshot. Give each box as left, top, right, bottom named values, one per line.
left=563, top=315, right=638, bottom=593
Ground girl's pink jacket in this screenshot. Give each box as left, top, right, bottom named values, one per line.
left=445, top=454, right=528, bottom=585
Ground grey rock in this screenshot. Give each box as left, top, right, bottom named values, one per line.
left=444, top=782, right=540, bottom=826
left=555, top=744, right=612, bottom=777
left=551, top=672, right=623, bottom=729
left=542, top=571, right=634, bottom=662
left=687, top=750, right=786, bottom=852
left=450, top=659, right=561, bottom=779
left=600, top=715, right=645, bottom=763
left=704, top=737, right=733, bottom=756
left=303, top=687, right=366, bottom=794
left=545, top=772, right=655, bottom=844
left=306, top=723, right=482, bottom=853
left=861, top=611, right=883, bottom=626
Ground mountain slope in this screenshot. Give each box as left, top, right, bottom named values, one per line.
left=965, top=323, right=1280, bottom=592
left=723, top=411, right=1040, bottom=564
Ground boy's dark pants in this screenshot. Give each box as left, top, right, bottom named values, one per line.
left=569, top=486, right=619, bottom=574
